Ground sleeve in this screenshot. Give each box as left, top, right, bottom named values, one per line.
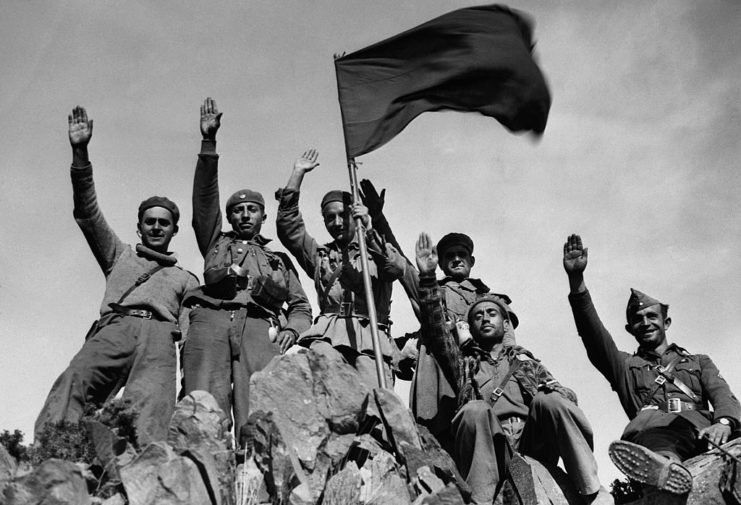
left=568, top=289, right=628, bottom=389
left=71, top=163, right=126, bottom=275
left=418, top=273, right=460, bottom=393
left=281, top=261, right=313, bottom=336
left=524, top=356, right=579, bottom=405
left=192, top=140, right=222, bottom=258
left=699, top=354, right=741, bottom=428
left=177, top=271, right=201, bottom=338
left=274, top=187, right=320, bottom=278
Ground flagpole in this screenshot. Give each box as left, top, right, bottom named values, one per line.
left=347, top=157, right=387, bottom=389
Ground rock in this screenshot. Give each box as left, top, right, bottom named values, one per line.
left=3, top=458, right=91, bottom=505
left=373, top=388, right=421, bottom=457
left=414, top=483, right=465, bottom=505
left=235, top=457, right=268, bottom=505
left=323, top=461, right=362, bottom=505
left=119, top=442, right=211, bottom=505
left=248, top=411, right=302, bottom=503
left=249, top=352, right=331, bottom=467
left=360, top=452, right=412, bottom=505
left=100, top=493, right=126, bottom=505
left=0, top=443, right=17, bottom=496
left=169, top=391, right=235, bottom=505
left=495, top=453, right=582, bottom=505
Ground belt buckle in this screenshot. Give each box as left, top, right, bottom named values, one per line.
left=492, top=387, right=504, bottom=398
left=340, top=302, right=353, bottom=317
left=667, top=398, right=681, bottom=413
left=654, top=375, right=667, bottom=386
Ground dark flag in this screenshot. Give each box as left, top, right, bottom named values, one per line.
left=335, top=4, right=551, bottom=159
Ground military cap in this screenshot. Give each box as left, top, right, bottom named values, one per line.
left=626, top=288, right=668, bottom=320
left=466, top=294, right=519, bottom=329
left=320, top=190, right=353, bottom=211
left=226, top=189, right=265, bottom=213
left=437, top=233, right=474, bottom=258
left=138, top=196, right=180, bottom=224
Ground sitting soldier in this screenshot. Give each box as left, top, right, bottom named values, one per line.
left=416, top=232, right=611, bottom=505
left=563, top=233, right=741, bottom=494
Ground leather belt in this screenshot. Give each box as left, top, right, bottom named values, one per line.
left=642, top=399, right=702, bottom=414
left=109, top=304, right=156, bottom=320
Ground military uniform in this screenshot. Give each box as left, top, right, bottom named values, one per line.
left=182, top=140, right=312, bottom=434
left=36, top=163, right=199, bottom=446
left=569, top=289, right=741, bottom=459
left=420, top=276, right=601, bottom=505
left=274, top=187, right=405, bottom=389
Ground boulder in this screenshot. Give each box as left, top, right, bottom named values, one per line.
left=119, top=442, right=211, bottom=505
left=3, top=458, right=91, bottom=505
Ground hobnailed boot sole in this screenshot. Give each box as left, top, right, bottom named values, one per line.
left=608, top=440, right=692, bottom=495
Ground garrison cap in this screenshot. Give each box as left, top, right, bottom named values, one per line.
left=626, top=288, right=668, bottom=320
left=467, top=294, right=519, bottom=329
left=320, top=190, right=353, bottom=211
left=226, top=189, right=265, bottom=213
left=437, top=233, right=474, bottom=258
left=138, top=196, right=180, bottom=224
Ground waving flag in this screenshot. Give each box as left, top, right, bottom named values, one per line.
left=335, top=4, right=551, bottom=159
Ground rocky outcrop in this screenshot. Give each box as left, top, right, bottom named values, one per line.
left=3, top=459, right=91, bottom=505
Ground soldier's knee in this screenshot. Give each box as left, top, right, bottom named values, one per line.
left=458, top=400, right=491, bottom=426
left=532, top=391, right=568, bottom=412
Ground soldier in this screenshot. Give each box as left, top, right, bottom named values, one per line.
left=415, top=233, right=611, bottom=505
left=274, top=150, right=406, bottom=389
left=35, top=106, right=199, bottom=446
left=181, top=98, right=312, bottom=437
left=409, top=232, right=518, bottom=448
left=563, top=234, right=741, bottom=494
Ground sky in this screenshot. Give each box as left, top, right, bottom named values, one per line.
left=1, top=0, right=740, bottom=486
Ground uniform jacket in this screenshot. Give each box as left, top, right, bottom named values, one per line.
left=185, top=140, right=312, bottom=337
left=569, top=289, right=741, bottom=433
left=71, top=163, right=199, bottom=326
left=413, top=273, right=575, bottom=432
left=274, top=187, right=404, bottom=356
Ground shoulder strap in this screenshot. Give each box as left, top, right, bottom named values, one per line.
left=318, top=261, right=345, bottom=311
left=488, top=355, right=522, bottom=405
left=639, top=354, right=692, bottom=409
left=116, top=264, right=166, bottom=305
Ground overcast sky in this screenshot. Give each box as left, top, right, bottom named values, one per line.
left=1, top=0, right=740, bottom=485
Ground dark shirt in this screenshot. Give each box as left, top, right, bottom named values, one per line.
left=568, top=289, right=741, bottom=430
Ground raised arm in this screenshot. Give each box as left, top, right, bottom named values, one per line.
left=416, top=233, right=460, bottom=391
left=192, top=97, right=223, bottom=257
left=563, top=234, right=626, bottom=387
left=68, top=106, right=125, bottom=275
left=275, top=150, right=322, bottom=277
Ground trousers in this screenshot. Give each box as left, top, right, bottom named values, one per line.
left=35, top=314, right=178, bottom=446
left=182, top=306, right=278, bottom=439
left=452, top=393, right=600, bottom=504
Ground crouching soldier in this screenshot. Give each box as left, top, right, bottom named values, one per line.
left=275, top=150, right=406, bottom=389
left=563, top=234, right=741, bottom=494
left=35, top=106, right=199, bottom=446
left=181, top=98, right=312, bottom=437
left=416, top=233, right=612, bottom=505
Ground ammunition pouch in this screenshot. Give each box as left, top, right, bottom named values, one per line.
left=251, top=275, right=289, bottom=310
left=204, top=265, right=250, bottom=300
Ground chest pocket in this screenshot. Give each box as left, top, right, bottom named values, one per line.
left=627, top=361, right=657, bottom=402
left=673, top=359, right=703, bottom=398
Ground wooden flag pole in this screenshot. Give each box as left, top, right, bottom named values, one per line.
left=347, top=157, right=387, bottom=389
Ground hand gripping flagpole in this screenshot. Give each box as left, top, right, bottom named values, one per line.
left=347, top=157, right=387, bottom=389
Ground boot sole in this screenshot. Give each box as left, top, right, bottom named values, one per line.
left=608, top=440, right=692, bottom=495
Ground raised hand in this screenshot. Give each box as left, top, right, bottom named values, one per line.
left=359, top=179, right=386, bottom=217
left=416, top=232, right=438, bottom=275
left=68, top=106, right=93, bottom=147
left=563, top=234, right=588, bottom=275
left=294, top=149, right=320, bottom=173
left=200, top=97, right=222, bottom=140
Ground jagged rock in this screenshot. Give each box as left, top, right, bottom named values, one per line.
left=100, top=493, right=126, bottom=505
left=414, top=483, right=465, bottom=505
left=119, top=441, right=211, bottom=505
left=359, top=451, right=412, bottom=505
left=3, top=458, right=91, bottom=505
left=0, top=443, right=17, bottom=496
left=235, top=457, right=269, bottom=505
left=323, top=461, right=363, bottom=505
left=248, top=411, right=301, bottom=503
left=621, top=439, right=741, bottom=505
left=249, top=351, right=369, bottom=469
left=374, top=388, right=422, bottom=457
left=494, top=453, right=582, bottom=505
left=168, top=391, right=235, bottom=505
